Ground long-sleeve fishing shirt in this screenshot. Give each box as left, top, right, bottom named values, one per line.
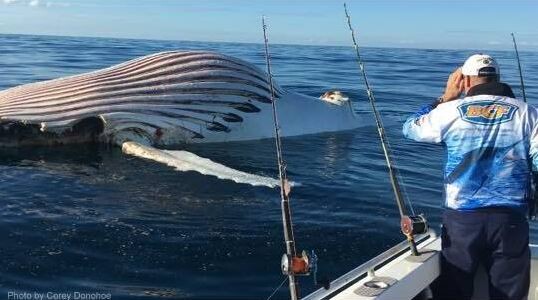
left=403, top=82, right=538, bottom=213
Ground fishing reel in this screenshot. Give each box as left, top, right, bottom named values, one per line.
left=281, top=250, right=316, bottom=277
left=400, top=214, right=428, bottom=256
left=400, top=214, right=428, bottom=236
left=281, top=250, right=330, bottom=289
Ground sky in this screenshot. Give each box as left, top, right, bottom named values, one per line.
left=0, top=0, right=537, bottom=50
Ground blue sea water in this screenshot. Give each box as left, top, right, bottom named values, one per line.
left=0, top=34, right=537, bottom=299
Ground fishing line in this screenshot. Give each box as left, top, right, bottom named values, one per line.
left=266, top=276, right=289, bottom=300
left=388, top=144, right=416, bottom=216
left=374, top=119, right=416, bottom=216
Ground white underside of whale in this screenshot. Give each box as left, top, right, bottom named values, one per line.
left=106, top=91, right=359, bottom=146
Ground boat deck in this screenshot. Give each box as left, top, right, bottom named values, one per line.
left=304, top=230, right=538, bottom=300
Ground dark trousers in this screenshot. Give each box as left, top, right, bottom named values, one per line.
left=432, top=208, right=530, bottom=300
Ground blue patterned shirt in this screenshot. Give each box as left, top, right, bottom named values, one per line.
left=403, top=84, right=538, bottom=212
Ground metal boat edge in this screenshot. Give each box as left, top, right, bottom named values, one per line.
left=304, top=230, right=440, bottom=300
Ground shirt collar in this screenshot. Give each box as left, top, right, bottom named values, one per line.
left=466, top=82, right=515, bottom=98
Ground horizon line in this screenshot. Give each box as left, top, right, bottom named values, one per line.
left=0, top=32, right=536, bottom=54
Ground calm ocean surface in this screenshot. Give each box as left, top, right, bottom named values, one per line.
left=0, top=34, right=537, bottom=299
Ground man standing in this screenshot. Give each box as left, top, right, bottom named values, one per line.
left=403, top=54, right=534, bottom=300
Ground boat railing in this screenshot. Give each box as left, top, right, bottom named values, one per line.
left=303, top=229, right=438, bottom=300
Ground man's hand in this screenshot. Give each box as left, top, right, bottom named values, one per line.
left=441, top=68, right=464, bottom=103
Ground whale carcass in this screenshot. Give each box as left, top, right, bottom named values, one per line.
left=0, top=51, right=360, bottom=186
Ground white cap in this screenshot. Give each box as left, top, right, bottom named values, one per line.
left=461, top=54, right=499, bottom=76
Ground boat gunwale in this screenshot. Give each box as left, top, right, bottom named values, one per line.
left=303, top=230, right=438, bottom=300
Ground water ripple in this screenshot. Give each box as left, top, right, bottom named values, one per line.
left=0, top=34, right=537, bottom=299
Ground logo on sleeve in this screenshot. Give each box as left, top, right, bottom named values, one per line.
left=458, top=101, right=518, bottom=125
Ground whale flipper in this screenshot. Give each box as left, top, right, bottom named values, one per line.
left=121, top=141, right=280, bottom=188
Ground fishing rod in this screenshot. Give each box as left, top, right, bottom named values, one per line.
left=343, top=3, right=427, bottom=256
left=513, top=32, right=538, bottom=219
left=511, top=33, right=527, bottom=103
left=261, top=16, right=318, bottom=300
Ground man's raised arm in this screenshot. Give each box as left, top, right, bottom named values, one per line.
left=403, top=68, right=464, bottom=143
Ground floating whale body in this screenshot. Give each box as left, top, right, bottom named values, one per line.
left=0, top=51, right=361, bottom=186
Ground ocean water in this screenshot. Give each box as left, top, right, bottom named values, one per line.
left=0, top=34, right=537, bottom=299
